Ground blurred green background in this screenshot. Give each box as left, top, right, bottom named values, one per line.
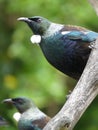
left=0, top=0, right=98, bottom=130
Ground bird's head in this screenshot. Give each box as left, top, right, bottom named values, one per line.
left=3, top=97, right=36, bottom=113
left=17, top=16, right=51, bottom=35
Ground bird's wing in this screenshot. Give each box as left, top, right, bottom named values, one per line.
left=32, top=116, right=50, bottom=129
left=61, top=30, right=98, bottom=42
left=60, top=25, right=98, bottom=42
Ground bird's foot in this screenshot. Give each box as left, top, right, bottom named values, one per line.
left=88, top=41, right=96, bottom=49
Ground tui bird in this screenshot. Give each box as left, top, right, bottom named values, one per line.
left=3, top=97, right=50, bottom=130
left=17, top=16, right=98, bottom=79
left=0, top=116, right=8, bottom=126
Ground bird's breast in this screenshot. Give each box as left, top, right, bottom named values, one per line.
left=39, top=34, right=91, bottom=79
left=40, top=35, right=65, bottom=67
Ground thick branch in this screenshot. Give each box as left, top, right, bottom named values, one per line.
left=43, top=1, right=98, bottom=130
left=43, top=39, right=98, bottom=130
left=89, top=0, right=98, bottom=15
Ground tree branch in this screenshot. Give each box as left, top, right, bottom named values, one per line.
left=89, top=0, right=98, bottom=15
left=43, top=1, right=98, bottom=130
left=43, top=39, right=98, bottom=130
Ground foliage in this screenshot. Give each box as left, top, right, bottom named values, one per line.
left=0, top=0, right=98, bottom=130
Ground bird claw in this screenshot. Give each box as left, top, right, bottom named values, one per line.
left=88, top=41, right=95, bottom=49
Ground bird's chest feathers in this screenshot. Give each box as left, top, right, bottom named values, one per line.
left=40, top=33, right=76, bottom=67
left=39, top=31, right=91, bottom=79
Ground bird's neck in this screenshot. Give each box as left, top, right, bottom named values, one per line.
left=21, top=107, right=46, bottom=121
left=44, top=23, right=64, bottom=37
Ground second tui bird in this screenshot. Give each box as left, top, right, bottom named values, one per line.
left=3, top=97, right=50, bottom=130
left=18, top=16, right=98, bottom=79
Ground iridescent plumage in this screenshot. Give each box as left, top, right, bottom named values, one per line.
left=18, top=16, right=98, bottom=79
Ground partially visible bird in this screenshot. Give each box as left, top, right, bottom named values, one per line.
left=0, top=116, right=8, bottom=126
left=3, top=97, right=50, bottom=130
left=17, top=16, right=98, bottom=80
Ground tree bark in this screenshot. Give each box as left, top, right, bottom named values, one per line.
left=43, top=1, right=98, bottom=130
left=89, top=0, right=98, bottom=15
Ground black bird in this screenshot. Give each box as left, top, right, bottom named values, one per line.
left=0, top=116, right=8, bottom=126
left=17, top=16, right=98, bottom=79
left=3, top=97, right=50, bottom=130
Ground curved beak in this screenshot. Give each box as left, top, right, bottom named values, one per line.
left=17, top=16, right=36, bottom=33
left=17, top=17, right=31, bottom=22
left=2, top=99, right=13, bottom=104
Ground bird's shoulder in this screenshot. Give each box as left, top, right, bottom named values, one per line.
left=59, top=25, right=98, bottom=42
left=61, top=25, right=88, bottom=31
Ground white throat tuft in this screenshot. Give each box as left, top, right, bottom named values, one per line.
left=30, top=35, right=41, bottom=44
left=13, top=112, right=21, bottom=122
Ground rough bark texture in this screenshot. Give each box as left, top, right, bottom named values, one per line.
left=43, top=1, right=98, bottom=130
left=89, top=0, right=98, bottom=15
left=43, top=40, right=98, bottom=130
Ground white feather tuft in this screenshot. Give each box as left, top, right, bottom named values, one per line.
left=30, top=35, right=41, bottom=44
left=13, top=112, right=21, bottom=122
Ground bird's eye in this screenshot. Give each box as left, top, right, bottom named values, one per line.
left=29, top=18, right=42, bottom=23
left=36, top=18, right=42, bottom=23
left=13, top=98, right=23, bottom=104
left=18, top=99, right=23, bottom=104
